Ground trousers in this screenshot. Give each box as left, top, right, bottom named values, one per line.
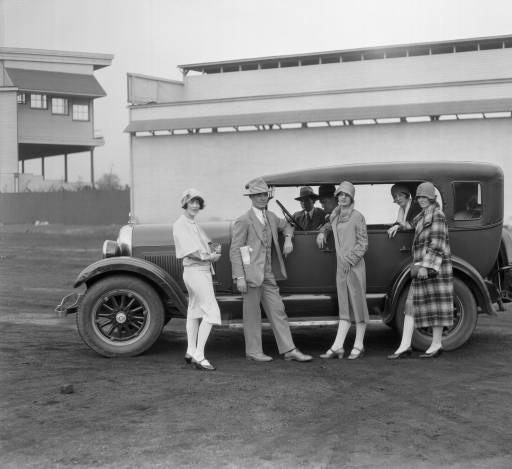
left=243, top=271, right=295, bottom=355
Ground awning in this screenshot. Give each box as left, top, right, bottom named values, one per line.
left=6, top=68, right=106, bottom=97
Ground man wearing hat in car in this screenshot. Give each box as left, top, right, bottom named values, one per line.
left=230, top=177, right=313, bottom=362
left=292, top=186, right=326, bottom=231
left=315, top=184, right=337, bottom=248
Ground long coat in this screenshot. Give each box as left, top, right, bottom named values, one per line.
left=409, top=204, right=454, bottom=328
left=230, top=209, right=294, bottom=287
left=330, top=207, right=369, bottom=323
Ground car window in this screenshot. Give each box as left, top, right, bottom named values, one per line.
left=269, top=183, right=443, bottom=227
left=453, top=182, right=482, bottom=220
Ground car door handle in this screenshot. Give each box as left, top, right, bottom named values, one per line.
left=322, top=248, right=336, bottom=253
left=400, top=246, right=410, bottom=252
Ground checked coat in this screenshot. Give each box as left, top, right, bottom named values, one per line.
left=409, top=203, right=454, bottom=328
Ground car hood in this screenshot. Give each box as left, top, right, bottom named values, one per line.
left=131, top=221, right=233, bottom=247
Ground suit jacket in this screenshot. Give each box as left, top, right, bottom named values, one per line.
left=292, top=206, right=326, bottom=231
left=230, top=209, right=294, bottom=287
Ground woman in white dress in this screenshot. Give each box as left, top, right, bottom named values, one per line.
left=172, top=189, right=221, bottom=371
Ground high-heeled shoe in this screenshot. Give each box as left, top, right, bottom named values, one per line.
left=348, top=346, right=365, bottom=360
left=419, top=347, right=443, bottom=358
left=319, top=347, right=345, bottom=359
left=387, top=347, right=412, bottom=360
left=184, top=353, right=193, bottom=364
left=193, top=358, right=216, bottom=371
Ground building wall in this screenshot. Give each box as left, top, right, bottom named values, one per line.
left=17, top=97, right=93, bottom=145
left=0, top=89, right=18, bottom=192
left=182, top=48, right=512, bottom=102
left=131, top=118, right=512, bottom=224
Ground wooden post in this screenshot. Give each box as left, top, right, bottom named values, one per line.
left=21, top=159, right=25, bottom=173
left=64, top=153, right=68, bottom=182
left=90, top=148, right=95, bottom=189
left=41, top=156, right=45, bottom=178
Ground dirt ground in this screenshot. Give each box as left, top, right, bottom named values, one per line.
left=1, top=225, right=512, bottom=469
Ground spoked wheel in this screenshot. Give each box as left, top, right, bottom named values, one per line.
left=394, top=277, right=477, bottom=351
left=93, top=289, right=150, bottom=343
left=77, top=275, right=164, bottom=357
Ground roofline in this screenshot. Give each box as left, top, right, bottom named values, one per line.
left=0, top=47, right=113, bottom=70
left=179, top=34, right=512, bottom=71
left=127, top=72, right=183, bottom=86
left=263, top=161, right=503, bottom=185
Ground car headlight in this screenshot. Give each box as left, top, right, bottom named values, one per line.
left=102, top=240, right=119, bottom=258
left=117, top=224, right=133, bottom=256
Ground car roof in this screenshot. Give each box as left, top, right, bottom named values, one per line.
left=263, top=161, right=503, bottom=186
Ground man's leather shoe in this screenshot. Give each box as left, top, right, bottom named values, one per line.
left=246, top=353, right=273, bottom=362
left=284, top=348, right=313, bottom=362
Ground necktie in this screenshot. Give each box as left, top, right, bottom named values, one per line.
left=262, top=210, right=268, bottom=225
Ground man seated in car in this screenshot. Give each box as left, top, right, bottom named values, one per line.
left=315, top=184, right=336, bottom=248
left=292, top=186, right=326, bottom=231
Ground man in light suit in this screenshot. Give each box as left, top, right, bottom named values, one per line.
left=230, top=177, right=313, bottom=362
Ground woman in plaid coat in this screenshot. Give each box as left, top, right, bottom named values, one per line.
left=388, top=181, right=453, bottom=359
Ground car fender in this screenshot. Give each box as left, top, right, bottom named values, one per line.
left=74, top=257, right=187, bottom=316
left=500, top=227, right=512, bottom=265
left=386, top=255, right=496, bottom=323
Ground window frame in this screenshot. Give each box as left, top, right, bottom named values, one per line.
left=72, top=103, right=90, bottom=121
left=30, top=93, right=48, bottom=110
left=451, top=180, right=483, bottom=221
left=51, top=97, right=69, bottom=115
left=17, top=92, right=26, bottom=104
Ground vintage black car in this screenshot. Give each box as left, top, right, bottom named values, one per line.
left=63, top=162, right=512, bottom=357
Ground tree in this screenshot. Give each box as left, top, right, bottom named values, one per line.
left=96, top=172, right=122, bottom=190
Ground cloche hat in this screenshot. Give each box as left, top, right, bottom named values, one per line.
left=334, top=181, right=355, bottom=200
left=390, top=184, right=411, bottom=198
left=415, top=182, right=436, bottom=200
left=181, top=188, right=205, bottom=208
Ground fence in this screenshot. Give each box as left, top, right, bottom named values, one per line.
left=0, top=189, right=130, bottom=225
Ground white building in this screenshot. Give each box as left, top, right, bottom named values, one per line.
left=126, top=35, right=512, bottom=224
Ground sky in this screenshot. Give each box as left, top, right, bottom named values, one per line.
left=1, top=0, right=512, bottom=184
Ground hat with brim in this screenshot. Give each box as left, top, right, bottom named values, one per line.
left=318, top=184, right=336, bottom=198
left=295, top=186, right=318, bottom=201
left=334, top=181, right=355, bottom=200
left=244, top=177, right=271, bottom=196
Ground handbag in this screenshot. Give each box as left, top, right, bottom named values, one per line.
left=410, top=263, right=437, bottom=278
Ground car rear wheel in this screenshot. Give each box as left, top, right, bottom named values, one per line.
left=394, top=277, right=477, bottom=351
left=77, top=275, right=165, bottom=357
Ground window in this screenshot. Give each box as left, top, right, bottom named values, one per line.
left=17, top=93, right=26, bottom=104
left=267, top=183, right=444, bottom=227
left=30, top=94, right=47, bottom=109
left=453, top=182, right=482, bottom=220
left=51, top=97, right=68, bottom=115
left=72, top=103, right=89, bottom=121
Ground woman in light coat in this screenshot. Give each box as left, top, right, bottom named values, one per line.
left=388, top=181, right=453, bottom=359
left=320, top=181, right=369, bottom=360
left=172, top=189, right=221, bottom=370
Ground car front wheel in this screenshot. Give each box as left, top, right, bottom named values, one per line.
left=77, top=275, right=165, bottom=357
left=394, top=277, right=477, bottom=351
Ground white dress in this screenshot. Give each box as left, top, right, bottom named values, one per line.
left=172, top=215, right=221, bottom=325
